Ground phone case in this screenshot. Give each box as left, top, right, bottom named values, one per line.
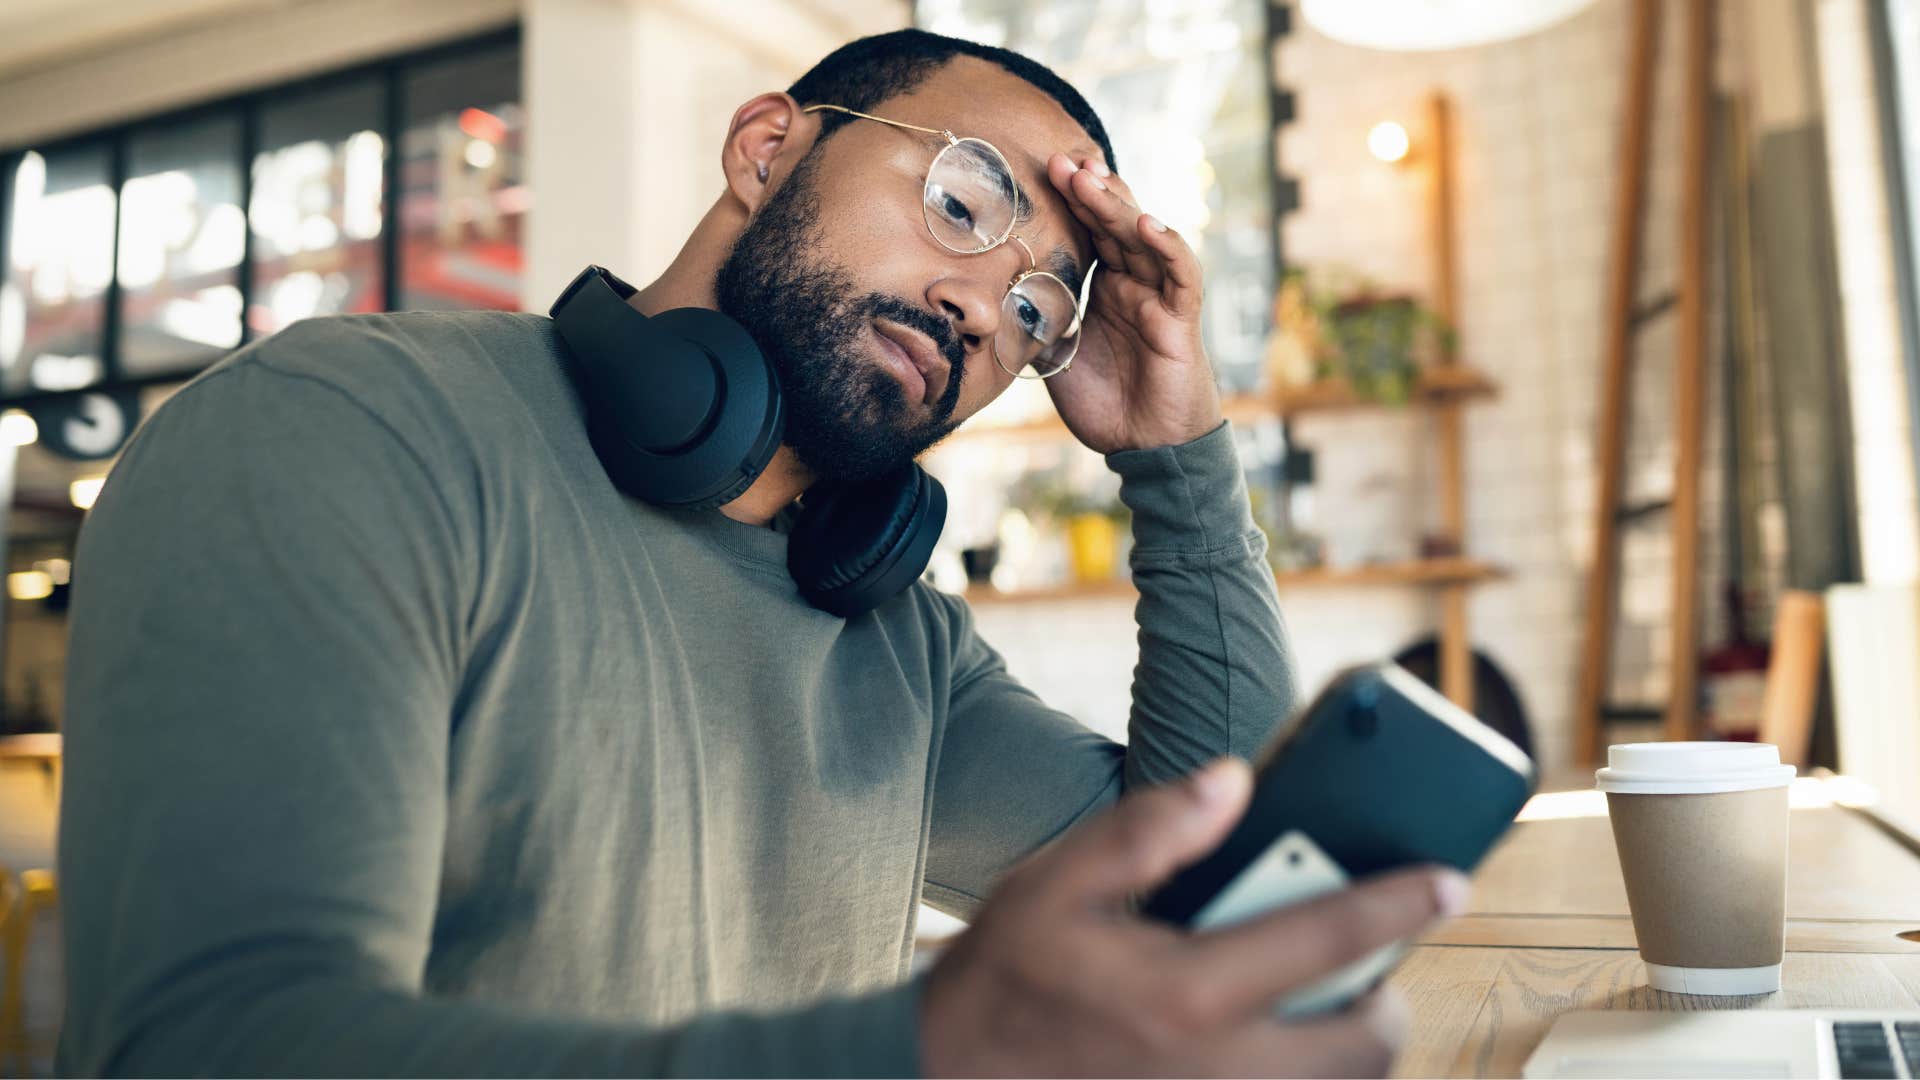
left=1142, top=662, right=1538, bottom=1016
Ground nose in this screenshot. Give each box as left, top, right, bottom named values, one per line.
left=925, top=270, right=999, bottom=355
left=925, top=243, right=1029, bottom=356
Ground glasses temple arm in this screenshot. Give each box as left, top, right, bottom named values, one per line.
left=1069, top=259, right=1100, bottom=334
left=800, top=103, right=955, bottom=143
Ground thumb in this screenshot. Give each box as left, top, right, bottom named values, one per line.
left=1035, top=757, right=1252, bottom=911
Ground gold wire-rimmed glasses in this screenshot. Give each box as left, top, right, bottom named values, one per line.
left=802, top=103, right=1094, bottom=380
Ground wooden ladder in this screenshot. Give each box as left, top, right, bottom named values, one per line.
left=1574, top=0, right=1717, bottom=764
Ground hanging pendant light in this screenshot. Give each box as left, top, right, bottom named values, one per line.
left=1299, top=0, right=1600, bottom=52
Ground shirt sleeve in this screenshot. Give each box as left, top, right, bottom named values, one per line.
left=56, top=353, right=923, bottom=1078
left=922, top=421, right=1299, bottom=917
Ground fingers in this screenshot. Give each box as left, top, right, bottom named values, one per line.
left=1046, top=154, right=1206, bottom=317
left=1048, top=153, right=1163, bottom=286
left=1173, top=866, right=1468, bottom=1020
left=1071, top=163, right=1165, bottom=285
left=1136, top=211, right=1204, bottom=317
left=1015, top=758, right=1252, bottom=913
left=1047, top=153, right=1136, bottom=279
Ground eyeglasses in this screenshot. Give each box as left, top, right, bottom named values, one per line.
left=802, top=103, right=1093, bottom=380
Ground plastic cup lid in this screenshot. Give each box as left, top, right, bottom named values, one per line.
left=1594, top=741, right=1797, bottom=795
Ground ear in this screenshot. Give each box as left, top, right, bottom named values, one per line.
left=721, top=92, right=811, bottom=214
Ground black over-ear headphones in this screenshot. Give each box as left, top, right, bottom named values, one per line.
left=548, top=265, right=946, bottom=618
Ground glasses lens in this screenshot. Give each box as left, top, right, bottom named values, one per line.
left=924, top=138, right=1017, bottom=254
left=996, top=272, right=1081, bottom=379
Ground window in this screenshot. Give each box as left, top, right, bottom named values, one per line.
left=398, top=44, right=528, bottom=311
left=250, top=76, right=388, bottom=335
left=0, top=26, right=522, bottom=408
left=2, top=145, right=116, bottom=396
left=119, top=110, right=247, bottom=377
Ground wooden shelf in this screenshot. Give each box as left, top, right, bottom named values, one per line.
left=962, top=578, right=1139, bottom=606
left=1274, top=365, right=1498, bottom=417
left=940, top=368, right=1498, bottom=445
left=1271, top=556, right=1506, bottom=588
left=958, top=557, right=1505, bottom=606
left=942, top=392, right=1280, bottom=445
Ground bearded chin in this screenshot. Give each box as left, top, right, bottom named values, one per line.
left=713, top=157, right=960, bottom=488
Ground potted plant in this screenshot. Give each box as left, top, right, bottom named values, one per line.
left=1063, top=502, right=1122, bottom=584
left=1270, top=270, right=1454, bottom=405
left=1005, top=472, right=1130, bottom=584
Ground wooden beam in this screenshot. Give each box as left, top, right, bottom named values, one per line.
left=1426, top=91, right=1476, bottom=710
left=1575, top=0, right=1662, bottom=764
left=1760, top=590, right=1825, bottom=766
left=1666, top=0, right=1715, bottom=743
left=1428, top=92, right=1460, bottom=345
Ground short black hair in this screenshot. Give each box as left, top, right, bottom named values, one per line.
left=786, top=28, right=1116, bottom=173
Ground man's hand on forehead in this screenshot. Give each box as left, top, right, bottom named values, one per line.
left=1036, top=150, right=1222, bottom=455
left=1004, top=159, right=1094, bottom=292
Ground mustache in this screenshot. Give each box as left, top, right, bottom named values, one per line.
left=857, top=294, right=967, bottom=426
left=860, top=295, right=964, bottom=368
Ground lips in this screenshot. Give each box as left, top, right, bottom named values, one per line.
left=873, top=320, right=948, bottom=407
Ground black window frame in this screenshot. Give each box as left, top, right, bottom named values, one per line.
left=0, top=23, right=522, bottom=413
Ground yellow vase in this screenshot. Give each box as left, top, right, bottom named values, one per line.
left=1066, top=513, right=1117, bottom=583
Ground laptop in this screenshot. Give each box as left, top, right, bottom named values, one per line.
left=1525, top=1010, right=1920, bottom=1079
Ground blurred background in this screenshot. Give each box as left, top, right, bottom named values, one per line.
left=2, top=0, right=1920, bottom=1072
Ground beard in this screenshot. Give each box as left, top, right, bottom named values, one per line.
left=714, top=152, right=966, bottom=487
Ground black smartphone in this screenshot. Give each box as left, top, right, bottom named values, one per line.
left=1140, top=662, right=1537, bottom=1015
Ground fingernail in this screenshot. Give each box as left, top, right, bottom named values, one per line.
left=1144, top=214, right=1169, bottom=233
left=1065, top=159, right=1079, bottom=173
left=1091, top=160, right=1111, bottom=178
left=1086, top=174, right=1108, bottom=191
left=1190, top=758, right=1248, bottom=808
left=1434, top=871, right=1471, bottom=917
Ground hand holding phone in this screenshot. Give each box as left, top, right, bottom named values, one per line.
left=1141, top=662, right=1538, bottom=1016
left=919, top=758, right=1466, bottom=1078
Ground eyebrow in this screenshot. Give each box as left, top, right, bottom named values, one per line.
left=1044, top=247, right=1086, bottom=297
left=1008, top=174, right=1088, bottom=295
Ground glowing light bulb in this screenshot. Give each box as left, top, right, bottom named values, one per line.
left=70, top=476, right=105, bottom=510
left=0, top=409, right=37, bottom=446
left=8, top=571, right=51, bottom=600
left=1304, top=0, right=1598, bottom=51
left=1368, top=121, right=1411, bottom=163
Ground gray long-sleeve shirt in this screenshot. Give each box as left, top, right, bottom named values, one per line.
left=55, top=310, right=1296, bottom=1076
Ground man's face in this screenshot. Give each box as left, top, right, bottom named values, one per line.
left=715, top=58, right=1100, bottom=486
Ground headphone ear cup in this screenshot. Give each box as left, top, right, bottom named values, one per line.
left=588, top=307, right=784, bottom=509
left=551, top=267, right=783, bottom=509
left=788, top=466, right=947, bottom=618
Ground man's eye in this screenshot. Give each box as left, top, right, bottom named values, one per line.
left=1015, top=297, right=1049, bottom=341
left=937, top=191, right=975, bottom=229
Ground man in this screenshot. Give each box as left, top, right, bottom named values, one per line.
left=57, top=29, right=1464, bottom=1077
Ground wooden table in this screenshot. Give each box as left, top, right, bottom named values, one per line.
left=0, top=733, right=60, bottom=765
left=0, top=733, right=60, bottom=800
left=1390, top=778, right=1920, bottom=1078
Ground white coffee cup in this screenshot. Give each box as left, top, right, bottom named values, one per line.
left=1596, top=742, right=1796, bottom=995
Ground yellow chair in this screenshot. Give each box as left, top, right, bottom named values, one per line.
left=1, top=867, right=55, bottom=1079
left=0, top=865, right=22, bottom=1076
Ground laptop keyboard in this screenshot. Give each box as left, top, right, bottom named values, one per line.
left=1832, top=1021, right=1920, bottom=1079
